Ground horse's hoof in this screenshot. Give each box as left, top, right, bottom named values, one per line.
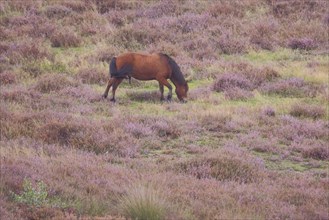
left=110, top=98, right=116, bottom=103
left=102, top=94, right=107, bottom=99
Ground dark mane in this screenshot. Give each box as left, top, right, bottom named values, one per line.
left=161, top=54, right=186, bottom=86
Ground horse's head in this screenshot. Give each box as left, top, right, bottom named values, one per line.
left=176, top=82, right=189, bottom=102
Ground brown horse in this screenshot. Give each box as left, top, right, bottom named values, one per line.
left=102, top=52, right=188, bottom=102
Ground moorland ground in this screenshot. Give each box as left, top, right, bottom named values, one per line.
left=0, top=0, right=328, bottom=219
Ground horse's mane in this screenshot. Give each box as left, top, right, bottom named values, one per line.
left=161, top=54, right=186, bottom=86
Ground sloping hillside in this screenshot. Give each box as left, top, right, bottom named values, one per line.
left=0, top=0, right=328, bottom=219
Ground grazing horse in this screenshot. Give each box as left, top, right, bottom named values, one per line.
left=102, top=53, right=188, bottom=102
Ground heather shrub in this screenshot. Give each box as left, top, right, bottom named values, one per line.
left=126, top=91, right=160, bottom=103
left=213, top=73, right=253, bottom=92
left=152, top=118, right=181, bottom=139
left=223, top=88, right=254, bottom=101
left=136, top=0, right=177, bottom=19
left=33, top=74, right=77, bottom=93
left=277, top=116, right=329, bottom=144
left=217, top=30, right=248, bottom=54
left=50, top=28, right=81, bottom=48
left=59, top=84, right=102, bottom=103
left=302, top=145, right=329, bottom=161
left=0, top=71, right=16, bottom=85
left=124, top=122, right=153, bottom=138
left=1, top=85, right=41, bottom=103
left=118, top=184, right=168, bottom=220
left=4, top=41, right=51, bottom=65
left=177, top=150, right=263, bottom=183
left=76, top=67, right=107, bottom=85
left=249, top=17, right=279, bottom=50
left=38, top=119, right=80, bottom=145
left=288, top=38, right=317, bottom=50
left=226, top=62, right=280, bottom=87
left=197, top=112, right=236, bottom=133
left=291, top=140, right=329, bottom=161
left=290, top=103, right=325, bottom=119
left=44, top=4, right=72, bottom=19
left=260, top=77, right=313, bottom=97
left=262, top=106, right=276, bottom=117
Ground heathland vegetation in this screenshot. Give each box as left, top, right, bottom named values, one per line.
left=0, top=0, right=328, bottom=219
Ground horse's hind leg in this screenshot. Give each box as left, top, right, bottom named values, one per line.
left=157, top=78, right=172, bottom=101
left=103, top=78, right=114, bottom=99
left=159, top=82, right=165, bottom=101
left=110, top=78, right=123, bottom=102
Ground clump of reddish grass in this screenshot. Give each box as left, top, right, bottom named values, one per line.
left=288, top=38, right=317, bottom=50
left=33, top=73, right=78, bottom=93
left=0, top=71, right=16, bottom=85
left=50, top=28, right=81, bottom=48
left=76, top=67, right=107, bottom=85
left=290, top=103, right=325, bottom=119
left=176, top=149, right=264, bottom=183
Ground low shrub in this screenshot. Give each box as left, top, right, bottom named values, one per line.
left=290, top=103, right=325, bottom=119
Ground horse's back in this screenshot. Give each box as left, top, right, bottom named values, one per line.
left=115, top=53, right=171, bottom=80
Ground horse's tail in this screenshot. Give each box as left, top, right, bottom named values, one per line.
left=162, top=54, right=186, bottom=85
left=109, top=57, right=117, bottom=77
left=109, top=57, right=132, bottom=78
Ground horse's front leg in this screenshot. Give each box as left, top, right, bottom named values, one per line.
left=103, top=78, right=114, bottom=99
left=157, top=78, right=172, bottom=101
